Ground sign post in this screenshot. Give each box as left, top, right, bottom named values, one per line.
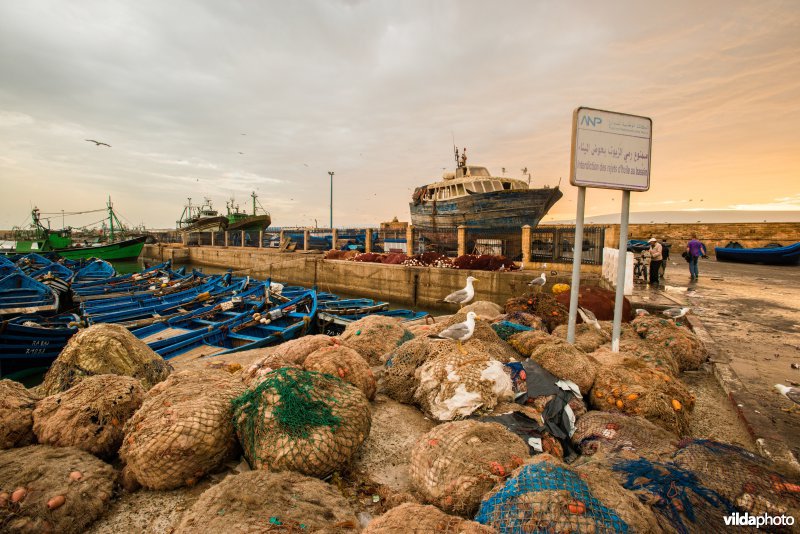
left=567, top=107, right=652, bottom=352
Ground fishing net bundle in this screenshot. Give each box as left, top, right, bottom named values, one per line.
left=382, top=314, right=518, bottom=406
left=551, top=322, right=612, bottom=353
left=672, top=439, right=800, bottom=522
left=525, top=393, right=588, bottom=420
left=475, top=455, right=635, bottom=533
left=505, top=293, right=569, bottom=332
left=631, top=315, right=707, bottom=371
left=591, top=341, right=680, bottom=376
left=462, top=300, right=504, bottom=320
left=173, top=470, right=360, bottom=534
left=340, top=315, right=415, bottom=365
left=364, top=503, right=496, bottom=534
left=483, top=409, right=565, bottom=460
left=32, top=374, right=144, bottom=458
left=526, top=338, right=598, bottom=395
left=0, top=445, right=117, bottom=534
left=507, top=330, right=557, bottom=358
left=242, top=334, right=337, bottom=386
left=451, top=254, right=518, bottom=271
left=232, top=367, right=371, bottom=477
left=409, top=420, right=530, bottom=516
left=401, top=252, right=453, bottom=267
left=612, top=456, right=737, bottom=534
left=414, top=353, right=515, bottom=421
left=571, top=411, right=679, bottom=464
left=304, top=344, right=377, bottom=400
left=39, top=323, right=172, bottom=396
left=0, top=380, right=38, bottom=449
left=590, top=361, right=694, bottom=435
left=499, top=311, right=546, bottom=330
left=553, top=285, right=634, bottom=323
left=119, top=369, right=245, bottom=490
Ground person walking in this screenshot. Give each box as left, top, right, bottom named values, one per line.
left=686, top=234, right=707, bottom=280
left=648, top=238, right=662, bottom=286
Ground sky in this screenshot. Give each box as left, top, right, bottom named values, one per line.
left=0, top=0, right=798, bottom=230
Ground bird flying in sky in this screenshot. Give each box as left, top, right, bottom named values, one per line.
left=85, top=139, right=111, bottom=147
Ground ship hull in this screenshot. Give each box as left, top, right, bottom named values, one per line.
left=227, top=214, right=272, bottom=233
left=2, top=236, right=147, bottom=261
left=179, top=216, right=229, bottom=233
left=409, top=187, right=563, bottom=230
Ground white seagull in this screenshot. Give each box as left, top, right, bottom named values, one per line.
left=528, top=272, right=546, bottom=291
left=775, top=384, right=800, bottom=413
left=429, top=311, right=477, bottom=354
left=85, top=139, right=111, bottom=147
left=635, top=308, right=650, bottom=316
left=577, top=306, right=602, bottom=331
left=662, top=307, right=691, bottom=320
left=442, top=276, right=478, bottom=308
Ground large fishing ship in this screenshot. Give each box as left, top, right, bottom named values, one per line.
left=225, top=192, right=271, bottom=233
left=409, top=148, right=562, bottom=252
left=176, top=198, right=229, bottom=233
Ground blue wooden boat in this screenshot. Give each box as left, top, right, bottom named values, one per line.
left=146, top=289, right=317, bottom=360
left=83, top=276, right=247, bottom=326
left=73, top=259, right=116, bottom=284
left=30, top=262, right=75, bottom=299
left=0, top=313, right=80, bottom=378
left=0, top=256, right=19, bottom=279
left=71, top=261, right=170, bottom=289
left=715, top=241, right=800, bottom=266
left=72, top=268, right=198, bottom=302
left=0, top=272, right=59, bottom=316
left=16, top=253, right=54, bottom=274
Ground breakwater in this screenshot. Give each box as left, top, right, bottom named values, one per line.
left=142, top=244, right=582, bottom=311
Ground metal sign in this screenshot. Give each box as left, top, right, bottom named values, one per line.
left=570, top=107, right=652, bottom=191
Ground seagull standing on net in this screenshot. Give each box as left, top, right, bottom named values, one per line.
left=662, top=307, right=690, bottom=320
left=85, top=139, right=111, bottom=147
left=442, top=276, right=478, bottom=308
left=577, top=306, right=602, bottom=331
left=528, top=272, right=546, bottom=292
left=429, top=311, right=477, bottom=355
left=775, top=384, right=800, bottom=413
left=634, top=308, right=650, bottom=316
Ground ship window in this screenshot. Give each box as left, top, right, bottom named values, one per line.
left=481, top=181, right=494, bottom=192
left=456, top=184, right=465, bottom=195
left=491, top=181, right=502, bottom=191
left=468, top=167, right=491, bottom=177
left=502, top=182, right=511, bottom=190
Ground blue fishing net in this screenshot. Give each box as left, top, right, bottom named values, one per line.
left=613, top=457, right=735, bottom=534
left=492, top=321, right=533, bottom=341
left=475, top=462, right=629, bottom=533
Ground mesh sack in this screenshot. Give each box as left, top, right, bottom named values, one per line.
left=591, top=340, right=679, bottom=376
left=340, top=315, right=415, bottom=365
left=0, top=445, right=116, bottom=534
left=613, top=457, right=736, bottom=534
left=507, top=330, right=556, bottom=358
left=527, top=338, right=598, bottom=395
left=571, top=411, right=679, bottom=463
left=553, top=285, right=634, bottom=323
left=462, top=300, right=504, bottom=320
left=631, top=316, right=707, bottom=371
left=119, top=369, right=245, bottom=490
left=232, top=368, right=371, bottom=477
left=0, top=380, right=38, bottom=449
left=33, top=374, right=144, bottom=458
left=304, top=344, right=377, bottom=400
left=505, top=293, right=568, bottom=332
left=267, top=334, right=338, bottom=365
left=39, top=323, right=171, bottom=396
left=383, top=317, right=518, bottom=406
left=502, top=311, right=546, bottom=329
left=673, top=439, right=800, bottom=522
left=590, top=361, right=694, bottom=435
left=409, top=420, right=530, bottom=515
left=364, top=503, right=495, bottom=533
left=174, top=470, right=360, bottom=533
left=414, top=354, right=514, bottom=421
left=492, top=321, right=533, bottom=341
left=476, top=455, right=631, bottom=533
left=551, top=323, right=608, bottom=353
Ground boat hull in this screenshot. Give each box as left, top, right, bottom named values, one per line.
left=227, top=214, right=272, bottom=233
left=179, top=216, right=229, bottom=233
left=715, top=242, right=800, bottom=265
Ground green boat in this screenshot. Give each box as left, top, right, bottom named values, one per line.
left=4, top=199, right=147, bottom=261
left=225, top=192, right=271, bottom=233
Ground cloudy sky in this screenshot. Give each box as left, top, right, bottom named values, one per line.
left=0, top=0, right=798, bottom=230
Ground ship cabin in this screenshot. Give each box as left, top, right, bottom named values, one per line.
left=421, top=166, right=529, bottom=202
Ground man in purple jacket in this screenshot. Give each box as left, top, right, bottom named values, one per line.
left=686, top=234, right=707, bottom=280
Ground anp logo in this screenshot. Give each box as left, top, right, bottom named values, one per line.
left=580, top=115, right=602, bottom=127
